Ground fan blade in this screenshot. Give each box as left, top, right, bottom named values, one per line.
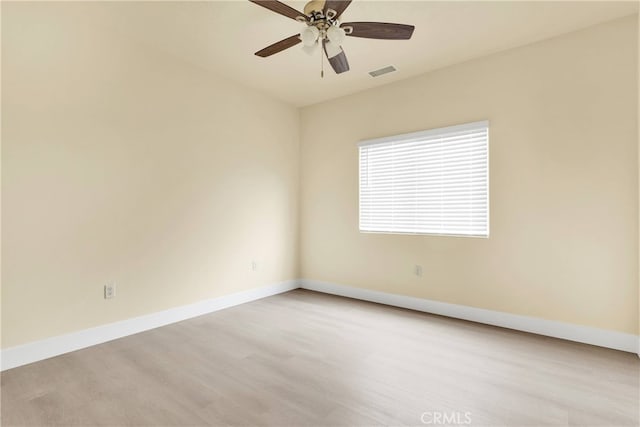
left=323, top=0, right=352, bottom=19
left=341, top=22, right=414, bottom=40
left=255, top=34, right=301, bottom=57
left=323, top=44, right=350, bottom=74
left=249, top=0, right=307, bottom=22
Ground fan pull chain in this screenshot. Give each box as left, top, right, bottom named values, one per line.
left=320, top=43, right=324, bottom=78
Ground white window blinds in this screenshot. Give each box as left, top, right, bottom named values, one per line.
left=359, top=121, right=489, bottom=237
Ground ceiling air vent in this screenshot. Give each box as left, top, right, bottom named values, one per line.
left=369, top=65, right=397, bottom=77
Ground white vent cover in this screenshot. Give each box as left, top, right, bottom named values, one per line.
left=369, top=66, right=396, bottom=77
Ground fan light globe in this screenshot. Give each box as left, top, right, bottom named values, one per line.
left=324, top=40, right=342, bottom=59
left=300, top=26, right=320, bottom=47
left=302, top=42, right=319, bottom=56
left=327, top=26, right=346, bottom=45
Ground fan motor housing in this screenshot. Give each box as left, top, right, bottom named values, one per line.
left=303, top=0, right=326, bottom=16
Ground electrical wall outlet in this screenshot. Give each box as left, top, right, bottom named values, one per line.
left=414, top=265, right=423, bottom=277
left=104, top=283, right=116, bottom=299
left=251, top=260, right=258, bottom=272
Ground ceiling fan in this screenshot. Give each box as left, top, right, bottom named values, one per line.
left=249, top=0, right=415, bottom=76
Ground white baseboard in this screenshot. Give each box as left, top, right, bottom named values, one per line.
left=3, top=278, right=638, bottom=371
left=300, top=279, right=640, bottom=355
left=0, top=280, right=299, bottom=371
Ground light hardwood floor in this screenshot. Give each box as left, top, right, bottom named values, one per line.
left=1, top=289, right=638, bottom=426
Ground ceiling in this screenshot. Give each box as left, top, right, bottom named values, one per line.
left=25, top=1, right=640, bottom=107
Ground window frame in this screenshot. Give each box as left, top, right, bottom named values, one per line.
left=358, top=120, right=490, bottom=238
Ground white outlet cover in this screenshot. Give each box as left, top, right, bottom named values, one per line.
left=104, top=284, right=116, bottom=299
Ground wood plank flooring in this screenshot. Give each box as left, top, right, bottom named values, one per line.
left=1, top=289, right=638, bottom=426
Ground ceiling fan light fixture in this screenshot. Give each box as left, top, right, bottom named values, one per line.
left=326, top=25, right=346, bottom=45
left=324, top=40, right=342, bottom=59
left=300, top=26, right=320, bottom=47
left=249, top=0, right=415, bottom=77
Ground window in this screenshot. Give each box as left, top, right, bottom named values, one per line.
left=359, top=121, right=489, bottom=237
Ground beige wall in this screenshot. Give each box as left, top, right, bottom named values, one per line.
left=2, top=5, right=638, bottom=351
left=300, top=16, right=639, bottom=335
left=1, top=3, right=300, bottom=348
